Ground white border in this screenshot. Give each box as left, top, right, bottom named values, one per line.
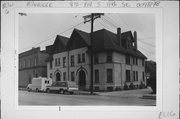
left=14, top=8, right=162, bottom=111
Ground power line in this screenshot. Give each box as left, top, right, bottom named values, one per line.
left=97, top=19, right=112, bottom=31
left=20, top=21, right=84, bottom=52
left=138, top=40, right=155, bottom=48
left=102, top=17, right=117, bottom=28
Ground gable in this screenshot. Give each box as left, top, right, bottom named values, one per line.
left=53, top=35, right=68, bottom=54
left=67, top=30, right=89, bottom=51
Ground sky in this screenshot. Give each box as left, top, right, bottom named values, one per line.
left=19, top=13, right=155, bottom=61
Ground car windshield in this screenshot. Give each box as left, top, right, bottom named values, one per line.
left=51, top=82, right=57, bottom=86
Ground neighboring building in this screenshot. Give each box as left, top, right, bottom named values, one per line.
left=46, top=28, right=147, bottom=91
left=19, top=47, right=49, bottom=88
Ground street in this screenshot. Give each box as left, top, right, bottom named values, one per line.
left=19, top=88, right=156, bottom=106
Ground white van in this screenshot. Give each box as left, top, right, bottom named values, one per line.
left=27, top=77, right=52, bottom=92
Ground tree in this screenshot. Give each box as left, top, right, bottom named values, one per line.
left=145, top=60, right=156, bottom=94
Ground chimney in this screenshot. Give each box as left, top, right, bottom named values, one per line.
left=117, top=28, right=121, bottom=46
left=134, top=31, right=137, bottom=50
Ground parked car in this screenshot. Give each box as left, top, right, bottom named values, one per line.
left=27, top=77, right=52, bottom=92
left=46, top=81, right=78, bottom=94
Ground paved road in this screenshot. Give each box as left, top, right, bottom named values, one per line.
left=19, top=89, right=156, bottom=106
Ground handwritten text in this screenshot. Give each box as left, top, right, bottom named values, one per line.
left=27, top=1, right=53, bottom=8
left=159, top=111, right=176, bottom=119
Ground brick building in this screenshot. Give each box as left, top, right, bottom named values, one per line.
left=45, top=28, right=147, bottom=91
left=19, top=47, right=49, bottom=87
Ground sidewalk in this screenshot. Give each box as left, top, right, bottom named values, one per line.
left=96, top=88, right=153, bottom=98
left=19, top=87, right=156, bottom=99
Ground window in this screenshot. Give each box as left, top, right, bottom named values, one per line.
left=107, top=87, right=113, bottom=91
left=23, top=60, right=25, bottom=68
left=94, top=54, right=99, bottom=64
left=63, top=57, right=66, bottom=68
left=133, top=57, right=135, bottom=65
left=55, top=58, right=57, bottom=66
left=142, top=59, right=145, bottom=66
left=136, top=71, right=138, bottom=81
left=107, top=52, right=112, bottom=62
left=71, top=55, right=74, bottom=66
left=82, top=53, right=85, bottom=63
left=34, top=57, right=37, bottom=66
left=71, top=72, right=75, bottom=81
left=63, top=72, right=66, bottom=81
left=30, top=59, right=33, bottom=67
left=24, top=60, right=26, bottom=68
left=107, top=69, right=113, bottom=83
left=126, top=55, right=130, bottom=65
left=28, top=59, right=30, bottom=67
left=136, top=58, right=138, bottom=65
left=126, top=70, right=130, bottom=82
left=58, top=58, right=60, bottom=66
left=95, top=87, right=99, bottom=91
left=78, top=54, right=81, bottom=63
left=50, top=73, right=52, bottom=78
left=50, top=61, right=52, bottom=69
left=133, top=71, right=136, bottom=81
left=142, top=72, right=145, bottom=81
left=19, top=61, right=21, bottom=69
left=95, top=70, right=99, bottom=83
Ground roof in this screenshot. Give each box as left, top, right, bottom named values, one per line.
left=46, top=28, right=147, bottom=59
left=92, top=29, right=147, bottom=59
left=46, top=35, right=69, bottom=55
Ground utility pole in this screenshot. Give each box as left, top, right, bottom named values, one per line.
left=83, top=13, right=104, bottom=94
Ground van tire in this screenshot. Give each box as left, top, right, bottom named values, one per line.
left=46, top=89, right=50, bottom=93
left=70, top=92, right=74, bottom=95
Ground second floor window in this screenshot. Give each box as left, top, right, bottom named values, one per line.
left=78, top=54, right=81, bottom=63
left=126, top=55, right=130, bottom=65
left=107, top=52, right=112, bottom=62
left=94, top=54, right=99, bottom=64
left=136, top=58, right=138, bottom=65
left=82, top=53, right=85, bottom=63
left=55, top=58, right=57, bottom=66
left=63, top=57, right=66, bottom=68
left=71, top=55, right=74, bottom=66
left=50, top=61, right=52, bottom=69
left=58, top=58, right=60, bottom=66
left=142, top=59, right=145, bottom=66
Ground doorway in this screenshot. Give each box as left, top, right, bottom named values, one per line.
left=56, top=72, right=61, bottom=81
left=79, top=70, right=86, bottom=90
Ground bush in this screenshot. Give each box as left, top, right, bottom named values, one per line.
left=115, top=86, right=121, bottom=91
left=124, top=83, right=129, bottom=90
left=139, top=81, right=145, bottom=89
left=129, top=82, right=134, bottom=89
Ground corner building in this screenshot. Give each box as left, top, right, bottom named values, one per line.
left=46, top=28, right=147, bottom=91
left=19, top=47, right=49, bottom=87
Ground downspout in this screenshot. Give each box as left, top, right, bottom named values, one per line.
left=121, top=63, right=123, bottom=90
left=67, top=50, right=69, bottom=81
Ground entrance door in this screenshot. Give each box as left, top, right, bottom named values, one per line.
left=79, top=70, right=86, bottom=90
left=56, top=72, right=61, bottom=81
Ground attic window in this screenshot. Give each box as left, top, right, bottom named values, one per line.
left=107, top=52, right=112, bottom=63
